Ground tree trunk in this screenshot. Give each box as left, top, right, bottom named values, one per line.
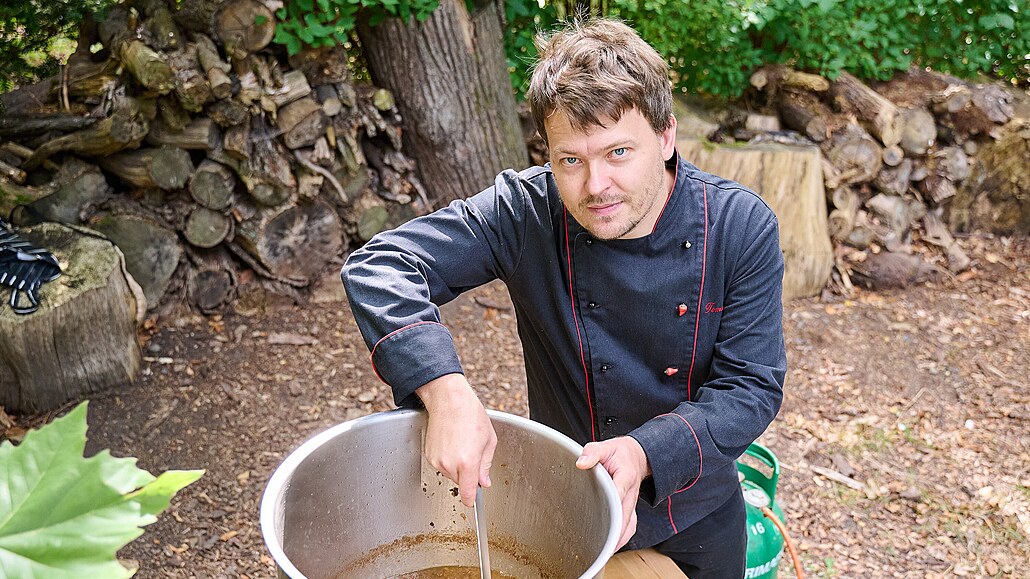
left=0, top=222, right=143, bottom=413
left=358, top=0, right=527, bottom=207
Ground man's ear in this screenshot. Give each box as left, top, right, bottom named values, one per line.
left=660, top=115, right=677, bottom=159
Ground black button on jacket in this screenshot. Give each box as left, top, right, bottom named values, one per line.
left=342, top=153, right=787, bottom=549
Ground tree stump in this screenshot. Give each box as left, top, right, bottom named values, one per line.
left=0, top=222, right=143, bottom=413
left=677, top=138, right=833, bottom=300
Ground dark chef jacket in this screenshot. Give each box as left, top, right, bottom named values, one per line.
left=341, top=151, right=787, bottom=549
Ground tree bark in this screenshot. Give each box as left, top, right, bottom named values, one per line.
left=777, top=90, right=835, bottom=142
left=358, top=0, right=527, bottom=207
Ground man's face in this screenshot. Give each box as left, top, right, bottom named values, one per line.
left=545, top=108, right=677, bottom=240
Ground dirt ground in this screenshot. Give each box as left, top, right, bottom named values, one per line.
left=6, top=233, right=1028, bottom=578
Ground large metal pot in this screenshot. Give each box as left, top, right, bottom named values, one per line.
left=261, top=409, right=621, bottom=578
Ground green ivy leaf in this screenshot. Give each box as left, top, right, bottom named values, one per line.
left=979, top=14, right=1014, bottom=30
left=0, top=403, right=203, bottom=579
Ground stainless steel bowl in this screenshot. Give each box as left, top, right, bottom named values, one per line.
left=261, top=409, right=621, bottom=578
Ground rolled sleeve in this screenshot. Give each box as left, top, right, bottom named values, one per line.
left=369, top=322, right=464, bottom=407
left=629, top=412, right=704, bottom=505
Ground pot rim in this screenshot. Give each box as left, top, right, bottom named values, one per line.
left=260, top=408, right=622, bottom=579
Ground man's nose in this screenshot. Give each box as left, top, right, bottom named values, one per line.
left=585, top=164, right=611, bottom=196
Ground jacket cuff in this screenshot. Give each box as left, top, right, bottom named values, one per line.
left=629, top=413, right=703, bottom=506
left=370, top=321, right=464, bottom=408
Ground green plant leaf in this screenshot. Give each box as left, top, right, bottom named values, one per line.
left=0, top=402, right=203, bottom=579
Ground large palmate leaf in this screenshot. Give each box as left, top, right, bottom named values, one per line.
left=0, top=402, right=204, bottom=579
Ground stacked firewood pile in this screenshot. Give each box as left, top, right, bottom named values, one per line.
left=0, top=0, right=428, bottom=313
left=741, top=65, right=1026, bottom=291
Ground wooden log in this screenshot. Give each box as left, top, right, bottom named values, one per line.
left=223, top=123, right=251, bottom=160
left=745, top=114, right=780, bottom=132
left=234, top=199, right=343, bottom=285
left=927, top=146, right=970, bottom=181
left=208, top=99, right=250, bottom=127
left=0, top=114, right=98, bottom=139
left=194, top=33, right=233, bottom=99
left=215, top=0, right=275, bottom=59
left=183, top=206, right=232, bottom=248
left=874, top=158, right=913, bottom=196
left=166, top=44, right=212, bottom=113
left=899, top=107, right=937, bottom=155
left=239, top=121, right=296, bottom=205
left=604, top=549, right=687, bottom=579
left=139, top=0, right=182, bottom=51
left=829, top=71, right=904, bottom=147
left=0, top=159, right=26, bottom=184
left=6, top=159, right=111, bottom=225
left=850, top=252, right=939, bottom=290
left=777, top=90, right=834, bottom=142
left=936, top=83, right=1014, bottom=139
left=916, top=174, right=957, bottom=204
left=146, top=117, right=220, bottom=150
left=677, top=137, right=833, bottom=300
left=0, top=222, right=144, bottom=413
left=826, top=185, right=859, bottom=241
left=267, top=70, right=312, bottom=108
left=64, top=58, right=121, bottom=101
left=882, top=145, right=904, bottom=167
left=157, top=95, right=192, bottom=132
left=750, top=64, right=830, bottom=93
left=88, top=213, right=183, bottom=309
left=923, top=209, right=970, bottom=273
left=98, top=146, right=195, bottom=190
left=865, top=193, right=912, bottom=252
left=97, top=4, right=175, bottom=94
left=189, top=160, right=236, bottom=210
left=315, top=84, right=343, bottom=117
left=288, top=45, right=354, bottom=86
left=277, top=97, right=329, bottom=149
left=821, top=123, right=883, bottom=185
left=0, top=142, right=60, bottom=172
left=21, top=95, right=154, bottom=170
left=236, top=71, right=262, bottom=105
left=186, top=246, right=238, bottom=312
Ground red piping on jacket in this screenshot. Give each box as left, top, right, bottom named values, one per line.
left=564, top=207, right=596, bottom=442
left=686, top=181, right=709, bottom=400
left=661, top=411, right=705, bottom=531
left=368, top=321, right=445, bottom=384
left=648, top=159, right=678, bottom=234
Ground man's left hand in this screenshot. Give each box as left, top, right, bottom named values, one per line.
left=576, top=436, right=651, bottom=549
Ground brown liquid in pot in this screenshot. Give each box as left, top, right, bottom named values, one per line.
left=392, top=566, right=518, bottom=579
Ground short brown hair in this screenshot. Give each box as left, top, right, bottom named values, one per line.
left=527, top=19, right=673, bottom=144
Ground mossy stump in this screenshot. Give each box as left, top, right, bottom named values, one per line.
left=0, top=222, right=144, bottom=413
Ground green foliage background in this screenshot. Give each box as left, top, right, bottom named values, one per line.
left=505, top=0, right=1029, bottom=98
left=0, top=0, right=112, bottom=91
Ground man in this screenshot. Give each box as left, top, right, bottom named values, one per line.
left=342, top=19, right=786, bottom=578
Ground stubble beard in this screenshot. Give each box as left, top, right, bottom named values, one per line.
left=581, top=160, right=666, bottom=241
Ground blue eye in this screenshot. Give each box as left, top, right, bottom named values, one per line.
left=562, top=157, right=580, bottom=166
left=612, top=148, right=627, bottom=157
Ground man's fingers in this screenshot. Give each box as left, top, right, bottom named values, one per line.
left=617, top=508, right=637, bottom=550
left=458, top=467, right=479, bottom=507
left=576, top=441, right=608, bottom=470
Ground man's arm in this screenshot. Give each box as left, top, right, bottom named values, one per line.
left=341, top=171, right=532, bottom=506
left=628, top=212, right=787, bottom=504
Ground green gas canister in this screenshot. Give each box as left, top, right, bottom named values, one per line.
left=737, top=443, right=786, bottom=579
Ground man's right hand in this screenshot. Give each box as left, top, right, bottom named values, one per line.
left=416, top=373, right=497, bottom=508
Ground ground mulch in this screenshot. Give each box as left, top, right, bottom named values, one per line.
left=6, top=234, right=1027, bottom=578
